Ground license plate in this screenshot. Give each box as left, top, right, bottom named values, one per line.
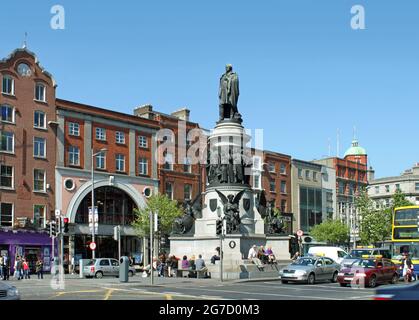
left=344, top=277, right=353, bottom=281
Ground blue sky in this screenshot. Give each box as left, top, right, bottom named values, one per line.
left=1, top=0, right=418, bottom=178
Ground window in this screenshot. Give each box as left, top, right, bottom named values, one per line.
left=395, top=184, right=401, bottom=192
left=375, top=186, right=379, bottom=194
left=69, top=122, right=80, bottom=136
left=385, top=185, right=390, bottom=193
left=281, top=200, right=287, bottom=213
left=349, top=184, right=354, bottom=195
left=313, top=172, right=318, bottom=181
left=184, top=184, right=192, bottom=201
left=115, top=154, right=125, bottom=172
left=280, top=163, right=286, bottom=175
left=298, top=168, right=303, bottom=179
left=34, top=111, right=46, bottom=129
left=138, top=136, right=147, bottom=148
left=33, top=205, right=46, bottom=228
left=268, top=162, right=275, bottom=173
left=339, top=182, right=345, bottom=194
left=164, top=153, right=174, bottom=170
left=96, top=152, right=106, bottom=169
left=0, top=165, right=13, bottom=188
left=2, top=75, right=14, bottom=95
left=415, top=183, right=419, bottom=191
left=99, top=259, right=110, bottom=266
left=138, top=158, right=148, bottom=175
left=305, top=170, right=310, bottom=180
left=33, top=137, right=46, bottom=158
left=269, top=180, right=276, bottom=192
left=116, top=131, right=125, bottom=144
left=1, top=104, right=14, bottom=123
left=35, top=83, right=46, bottom=102
left=0, top=203, right=13, bottom=227
left=165, top=182, right=173, bottom=200
left=0, top=131, right=14, bottom=153
left=95, top=127, right=106, bottom=141
left=253, top=156, right=261, bottom=171
left=33, top=169, right=46, bottom=192
left=184, top=157, right=192, bottom=173
left=68, top=146, right=80, bottom=166
left=253, top=174, right=261, bottom=190
left=281, top=181, right=287, bottom=193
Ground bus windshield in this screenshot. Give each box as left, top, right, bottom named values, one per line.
left=394, top=208, right=419, bottom=226
left=393, top=243, right=419, bottom=260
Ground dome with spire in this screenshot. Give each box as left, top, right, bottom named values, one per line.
left=344, top=139, right=367, bottom=157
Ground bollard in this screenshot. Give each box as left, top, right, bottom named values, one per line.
left=79, top=259, right=84, bottom=278
left=119, top=256, right=129, bottom=282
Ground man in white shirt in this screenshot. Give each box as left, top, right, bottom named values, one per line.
left=248, top=245, right=264, bottom=270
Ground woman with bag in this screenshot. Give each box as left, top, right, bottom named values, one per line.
left=401, top=253, right=414, bottom=283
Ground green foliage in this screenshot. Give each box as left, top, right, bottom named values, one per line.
left=132, top=194, right=183, bottom=237
left=310, top=220, right=350, bottom=245
left=356, top=189, right=413, bottom=245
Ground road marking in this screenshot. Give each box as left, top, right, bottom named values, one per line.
left=165, top=294, right=173, bottom=300
left=236, top=283, right=363, bottom=294
left=104, top=289, right=115, bottom=300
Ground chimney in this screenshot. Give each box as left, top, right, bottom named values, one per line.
left=367, top=166, right=375, bottom=182
left=134, top=104, right=155, bottom=120
left=171, top=108, right=190, bottom=121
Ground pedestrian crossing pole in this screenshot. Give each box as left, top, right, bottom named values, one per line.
left=149, top=211, right=154, bottom=286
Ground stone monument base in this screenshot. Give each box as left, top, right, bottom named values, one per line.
left=169, top=234, right=291, bottom=280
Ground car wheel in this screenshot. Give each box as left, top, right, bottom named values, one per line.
left=391, top=273, right=399, bottom=284
left=368, top=275, right=377, bottom=288
left=95, top=271, right=103, bottom=279
left=331, top=271, right=338, bottom=283
left=281, top=280, right=288, bottom=284
left=307, top=273, right=315, bottom=285
left=128, top=270, right=134, bottom=277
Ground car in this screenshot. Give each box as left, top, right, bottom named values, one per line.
left=0, top=282, right=20, bottom=300
left=374, top=281, right=419, bottom=300
left=308, top=246, right=349, bottom=264
left=341, top=247, right=392, bottom=268
left=337, top=258, right=399, bottom=288
left=83, top=258, right=136, bottom=279
left=279, top=256, right=341, bottom=285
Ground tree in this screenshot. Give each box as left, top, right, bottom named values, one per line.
left=132, top=194, right=183, bottom=237
left=310, top=220, right=350, bottom=245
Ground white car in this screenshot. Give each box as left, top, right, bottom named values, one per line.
left=308, top=246, right=349, bottom=264
left=83, top=258, right=136, bottom=278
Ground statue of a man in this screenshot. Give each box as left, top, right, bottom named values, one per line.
left=219, top=64, right=239, bottom=121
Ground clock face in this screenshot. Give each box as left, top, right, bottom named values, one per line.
left=17, top=63, right=31, bottom=77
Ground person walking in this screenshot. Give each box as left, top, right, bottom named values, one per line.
left=2, top=254, right=10, bottom=280
left=0, top=255, right=3, bottom=280
left=14, top=256, right=22, bottom=280
left=401, top=253, right=414, bottom=283
left=36, top=258, right=44, bottom=279
left=23, top=259, right=30, bottom=279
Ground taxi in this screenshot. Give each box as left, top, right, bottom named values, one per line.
left=337, top=257, right=399, bottom=288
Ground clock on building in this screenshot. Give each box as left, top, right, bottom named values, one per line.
left=17, top=63, right=32, bottom=77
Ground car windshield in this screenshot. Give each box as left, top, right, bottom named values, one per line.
left=350, top=250, right=372, bottom=257
left=85, top=259, right=96, bottom=266
left=352, top=259, right=376, bottom=268
left=292, top=258, right=316, bottom=266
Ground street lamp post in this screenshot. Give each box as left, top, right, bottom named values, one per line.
left=91, top=148, right=107, bottom=259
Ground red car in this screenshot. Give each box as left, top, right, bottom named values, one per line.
left=337, top=258, right=399, bottom=288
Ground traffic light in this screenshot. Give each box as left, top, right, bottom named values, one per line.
left=63, top=217, right=69, bottom=233
left=50, top=221, right=57, bottom=237
left=216, top=219, right=223, bottom=236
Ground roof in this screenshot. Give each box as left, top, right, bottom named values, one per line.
left=344, top=139, right=367, bottom=157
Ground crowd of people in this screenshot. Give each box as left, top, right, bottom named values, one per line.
left=0, top=253, right=44, bottom=281
left=247, top=245, right=277, bottom=266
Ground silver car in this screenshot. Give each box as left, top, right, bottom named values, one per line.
left=0, top=282, right=20, bottom=300
left=83, top=258, right=136, bottom=279
left=279, top=256, right=341, bottom=285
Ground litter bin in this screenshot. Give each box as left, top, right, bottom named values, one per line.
left=119, top=256, right=129, bottom=282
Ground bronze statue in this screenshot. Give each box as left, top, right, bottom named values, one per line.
left=219, top=64, right=240, bottom=122
left=256, top=191, right=284, bottom=234
left=171, top=193, right=202, bottom=235
left=215, top=189, right=246, bottom=234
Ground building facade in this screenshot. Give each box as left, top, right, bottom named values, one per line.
left=368, top=164, right=419, bottom=208
left=0, top=48, right=58, bottom=272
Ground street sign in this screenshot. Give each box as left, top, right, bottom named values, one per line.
left=297, top=229, right=304, bottom=237
left=55, top=209, right=61, bottom=217
left=89, top=242, right=96, bottom=250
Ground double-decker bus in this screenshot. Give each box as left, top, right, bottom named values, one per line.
left=391, top=206, right=419, bottom=275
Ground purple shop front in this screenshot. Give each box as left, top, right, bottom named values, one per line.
left=0, top=229, right=58, bottom=273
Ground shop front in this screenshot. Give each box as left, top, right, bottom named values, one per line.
left=0, top=228, right=57, bottom=273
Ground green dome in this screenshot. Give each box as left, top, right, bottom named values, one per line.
left=344, top=140, right=366, bottom=157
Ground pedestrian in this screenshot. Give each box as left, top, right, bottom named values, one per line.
left=181, top=255, right=189, bottom=270
left=188, top=255, right=196, bottom=278
left=14, top=256, right=22, bottom=280
left=23, top=258, right=30, bottom=279
left=401, top=252, right=414, bottom=283
left=157, top=252, right=167, bottom=277
left=265, top=246, right=276, bottom=264
left=2, top=254, right=10, bottom=280
left=258, top=246, right=268, bottom=264
left=0, top=255, right=3, bottom=279
left=211, top=247, right=221, bottom=265
left=36, top=258, right=44, bottom=279
left=195, top=254, right=208, bottom=278
left=292, top=251, right=300, bottom=261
